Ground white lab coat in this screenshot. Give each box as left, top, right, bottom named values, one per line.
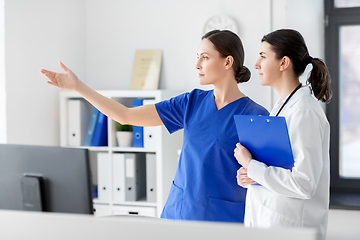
left=243, top=86, right=330, bottom=240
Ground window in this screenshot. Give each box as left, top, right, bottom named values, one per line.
left=335, top=0, right=360, bottom=8
left=0, top=3, right=5, bottom=144
left=338, top=25, right=360, bottom=178
left=325, top=0, right=360, bottom=209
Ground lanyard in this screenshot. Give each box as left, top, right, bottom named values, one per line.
left=275, top=83, right=302, bottom=116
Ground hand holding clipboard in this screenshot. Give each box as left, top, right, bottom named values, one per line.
left=233, top=115, right=294, bottom=170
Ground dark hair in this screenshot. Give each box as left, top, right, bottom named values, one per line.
left=261, top=29, right=332, bottom=103
left=202, top=30, right=250, bottom=83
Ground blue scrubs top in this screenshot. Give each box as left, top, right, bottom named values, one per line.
left=155, top=89, right=269, bottom=223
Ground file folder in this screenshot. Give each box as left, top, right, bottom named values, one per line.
left=113, top=153, right=125, bottom=202
left=144, top=126, right=160, bottom=149
left=91, top=112, right=108, bottom=146
left=97, top=153, right=111, bottom=201
left=132, top=99, right=144, bottom=147
left=143, top=99, right=160, bottom=149
left=67, top=99, right=90, bottom=146
left=146, top=153, right=157, bottom=202
left=233, top=115, right=294, bottom=170
left=125, top=153, right=146, bottom=201
left=84, top=107, right=100, bottom=146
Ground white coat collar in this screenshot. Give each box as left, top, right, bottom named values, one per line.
left=270, top=85, right=312, bottom=116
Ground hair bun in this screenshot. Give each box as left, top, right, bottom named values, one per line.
left=236, top=66, right=251, bottom=83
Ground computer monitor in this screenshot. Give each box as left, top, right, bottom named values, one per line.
left=0, top=144, right=93, bottom=214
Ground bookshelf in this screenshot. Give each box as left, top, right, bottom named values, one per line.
left=59, top=90, right=184, bottom=217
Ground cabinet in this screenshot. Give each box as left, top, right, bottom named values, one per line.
left=59, top=90, right=183, bottom=217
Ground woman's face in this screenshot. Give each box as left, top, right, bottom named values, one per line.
left=196, top=39, right=227, bottom=85
left=254, top=41, right=282, bottom=87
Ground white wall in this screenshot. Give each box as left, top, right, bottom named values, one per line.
left=1, top=0, right=276, bottom=146
left=84, top=0, right=272, bottom=109
left=270, top=0, right=325, bottom=104
left=4, top=0, right=86, bottom=145
left=0, top=0, right=328, bottom=145
left=0, top=0, right=325, bottom=144
left=1, top=0, right=327, bottom=146
left=0, top=0, right=324, bottom=145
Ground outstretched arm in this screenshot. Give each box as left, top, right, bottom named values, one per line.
left=40, top=61, right=163, bottom=127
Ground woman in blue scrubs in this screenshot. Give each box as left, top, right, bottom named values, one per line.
left=41, top=30, right=269, bottom=223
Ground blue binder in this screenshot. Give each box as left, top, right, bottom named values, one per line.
left=233, top=115, right=294, bottom=170
left=84, top=107, right=100, bottom=146
left=132, top=99, right=144, bottom=148
left=91, top=112, right=108, bottom=146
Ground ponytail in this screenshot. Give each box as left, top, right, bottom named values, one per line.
left=308, top=57, right=332, bottom=103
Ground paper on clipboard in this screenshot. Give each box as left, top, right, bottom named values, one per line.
left=233, top=115, right=294, bottom=170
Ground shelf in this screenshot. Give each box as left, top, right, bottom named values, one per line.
left=111, top=147, right=157, bottom=153
left=93, top=199, right=156, bottom=208
left=65, top=146, right=109, bottom=151
left=93, top=199, right=110, bottom=205
left=62, top=145, right=157, bottom=153
left=112, top=202, right=157, bottom=207
left=60, top=90, right=184, bottom=217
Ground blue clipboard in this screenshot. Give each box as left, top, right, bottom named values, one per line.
left=234, top=115, right=294, bottom=170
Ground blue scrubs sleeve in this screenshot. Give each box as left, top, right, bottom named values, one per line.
left=155, top=92, right=189, bottom=134
left=244, top=100, right=270, bottom=116
left=250, top=104, right=270, bottom=116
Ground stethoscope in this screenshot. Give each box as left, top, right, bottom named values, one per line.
left=275, top=83, right=302, bottom=117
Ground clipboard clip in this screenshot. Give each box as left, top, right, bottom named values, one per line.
left=250, top=118, right=270, bottom=122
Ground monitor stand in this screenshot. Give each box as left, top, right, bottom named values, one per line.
left=20, top=174, right=44, bottom=211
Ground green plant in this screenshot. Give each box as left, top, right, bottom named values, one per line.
left=116, top=122, right=132, bottom=132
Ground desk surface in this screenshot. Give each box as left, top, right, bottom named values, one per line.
left=0, top=210, right=319, bottom=240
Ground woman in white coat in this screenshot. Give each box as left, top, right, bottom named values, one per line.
left=234, top=29, right=332, bottom=240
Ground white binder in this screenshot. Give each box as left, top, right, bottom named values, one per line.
left=146, top=153, right=157, bottom=202
left=125, top=153, right=146, bottom=201
left=97, top=153, right=111, bottom=201
left=143, top=99, right=160, bottom=149
left=112, top=153, right=125, bottom=202
left=67, top=99, right=90, bottom=146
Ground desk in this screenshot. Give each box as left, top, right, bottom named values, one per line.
left=0, top=210, right=319, bottom=240
left=327, top=209, right=360, bottom=240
